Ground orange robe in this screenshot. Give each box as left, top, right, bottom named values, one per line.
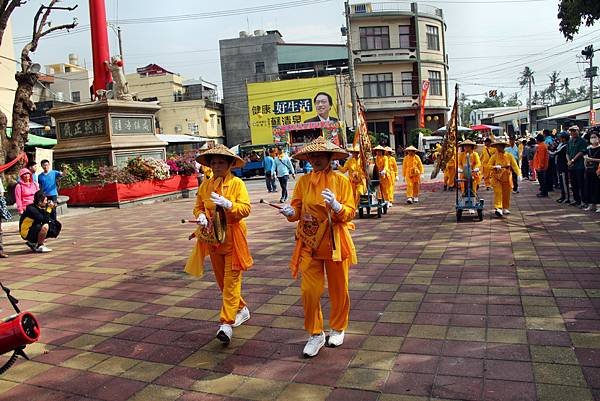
left=376, top=155, right=393, bottom=202
left=184, top=173, right=253, bottom=324
left=387, top=154, right=398, bottom=199
left=402, top=154, right=424, bottom=198
left=487, top=152, right=521, bottom=210
left=338, top=156, right=366, bottom=206
left=287, top=169, right=357, bottom=335
left=458, top=151, right=482, bottom=195
left=444, top=154, right=456, bottom=188
left=479, top=146, right=495, bottom=188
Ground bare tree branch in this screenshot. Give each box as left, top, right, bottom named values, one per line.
left=20, top=1, right=78, bottom=71
left=0, top=0, right=26, bottom=48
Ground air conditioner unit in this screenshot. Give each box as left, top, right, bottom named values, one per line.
left=352, top=3, right=372, bottom=13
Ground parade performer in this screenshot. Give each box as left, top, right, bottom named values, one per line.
left=443, top=153, right=456, bottom=191
left=479, top=138, right=496, bottom=190
left=278, top=137, right=357, bottom=358
left=338, top=145, right=366, bottom=206
left=185, top=145, right=253, bottom=344
left=457, top=140, right=482, bottom=197
left=402, top=146, right=424, bottom=204
left=373, top=145, right=393, bottom=206
left=385, top=146, right=398, bottom=199
left=487, top=139, right=522, bottom=217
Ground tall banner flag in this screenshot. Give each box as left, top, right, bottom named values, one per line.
left=419, top=80, right=430, bottom=128
left=354, top=99, right=372, bottom=186
left=431, top=84, right=459, bottom=179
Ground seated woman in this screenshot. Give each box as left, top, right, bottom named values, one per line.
left=19, top=190, right=61, bottom=253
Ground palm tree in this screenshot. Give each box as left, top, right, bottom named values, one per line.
left=533, top=91, right=540, bottom=105
left=560, top=77, right=573, bottom=103
left=576, top=85, right=588, bottom=101
left=519, top=66, right=535, bottom=131
left=548, top=71, right=560, bottom=104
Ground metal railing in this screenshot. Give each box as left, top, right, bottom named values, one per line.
left=351, top=2, right=443, bottom=19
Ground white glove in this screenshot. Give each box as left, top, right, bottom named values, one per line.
left=321, top=188, right=343, bottom=213
left=517, top=175, right=523, bottom=182
left=494, top=165, right=502, bottom=170
left=196, top=213, right=208, bottom=227
left=457, top=168, right=463, bottom=173
left=210, top=192, right=233, bottom=209
left=473, top=168, right=480, bottom=173
left=380, top=170, right=387, bottom=176
left=280, top=205, right=295, bottom=217
left=395, top=176, right=399, bottom=182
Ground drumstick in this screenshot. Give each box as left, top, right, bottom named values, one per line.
left=266, top=203, right=283, bottom=210
left=181, top=219, right=199, bottom=224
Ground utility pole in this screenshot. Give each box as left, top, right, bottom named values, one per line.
left=582, top=45, right=598, bottom=125
left=344, top=1, right=357, bottom=131
left=528, top=77, right=532, bottom=134
left=117, top=26, right=124, bottom=73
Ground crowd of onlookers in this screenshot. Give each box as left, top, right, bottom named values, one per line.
left=520, top=125, right=600, bottom=212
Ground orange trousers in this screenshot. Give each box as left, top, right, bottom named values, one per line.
left=444, top=167, right=456, bottom=187
left=209, top=250, right=247, bottom=324
left=380, top=176, right=394, bottom=202
left=406, top=179, right=420, bottom=198
left=482, top=166, right=492, bottom=188
left=492, top=179, right=512, bottom=209
left=300, top=255, right=350, bottom=335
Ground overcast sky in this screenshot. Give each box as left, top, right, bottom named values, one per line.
left=9, top=0, right=600, bottom=103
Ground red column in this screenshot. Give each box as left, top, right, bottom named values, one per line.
left=89, top=0, right=112, bottom=94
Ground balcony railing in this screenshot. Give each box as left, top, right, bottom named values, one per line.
left=350, top=2, right=444, bottom=19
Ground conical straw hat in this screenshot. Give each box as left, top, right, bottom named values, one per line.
left=460, top=139, right=477, bottom=146
left=292, top=136, right=349, bottom=161
left=384, top=146, right=394, bottom=153
left=404, top=145, right=418, bottom=152
left=491, top=139, right=509, bottom=147
left=195, top=144, right=245, bottom=168
left=372, top=145, right=386, bottom=152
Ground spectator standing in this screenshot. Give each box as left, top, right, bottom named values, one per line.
left=506, top=136, right=521, bottom=193
left=0, top=178, right=8, bottom=258
left=533, top=134, right=549, bottom=198
left=27, top=160, right=38, bottom=184
left=520, top=139, right=530, bottom=179
left=14, top=168, right=39, bottom=214
left=274, top=148, right=295, bottom=203
left=567, top=125, right=587, bottom=206
left=263, top=150, right=277, bottom=193
left=37, top=160, right=63, bottom=218
left=583, top=131, right=600, bottom=212
left=551, top=132, right=571, bottom=203
left=528, top=139, right=537, bottom=181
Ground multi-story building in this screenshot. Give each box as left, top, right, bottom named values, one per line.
left=219, top=30, right=349, bottom=146
left=127, top=64, right=224, bottom=143
left=0, top=20, right=16, bottom=127
left=349, top=2, right=449, bottom=147
left=45, top=54, right=93, bottom=103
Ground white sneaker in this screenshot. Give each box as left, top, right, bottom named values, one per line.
left=406, top=198, right=413, bottom=204
left=326, top=330, right=344, bottom=347
left=495, top=208, right=503, bottom=217
left=232, top=306, right=250, bottom=328
left=503, top=209, right=511, bottom=215
left=413, top=197, right=419, bottom=203
left=387, top=202, right=393, bottom=208
left=596, top=207, right=600, bottom=213
left=584, top=205, right=593, bottom=211
left=35, top=245, right=52, bottom=253
left=216, top=324, right=232, bottom=344
left=303, top=332, right=325, bottom=358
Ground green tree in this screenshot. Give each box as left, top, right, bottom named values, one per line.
left=576, top=85, right=588, bottom=101
left=558, top=0, right=600, bottom=41
left=548, top=71, right=561, bottom=104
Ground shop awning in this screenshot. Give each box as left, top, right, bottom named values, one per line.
left=27, top=133, right=56, bottom=147
left=470, top=124, right=501, bottom=131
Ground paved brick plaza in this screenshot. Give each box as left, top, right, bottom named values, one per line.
left=0, top=178, right=599, bottom=401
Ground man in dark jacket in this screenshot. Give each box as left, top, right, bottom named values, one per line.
left=551, top=132, right=570, bottom=203
left=19, top=190, right=61, bottom=253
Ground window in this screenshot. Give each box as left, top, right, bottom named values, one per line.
left=255, top=61, right=265, bottom=74
left=426, top=25, right=440, bottom=50
left=359, top=26, right=390, bottom=50
left=401, top=72, right=413, bottom=96
left=428, top=71, right=442, bottom=96
left=399, top=25, right=411, bottom=49
left=71, top=91, right=81, bottom=102
left=363, top=73, right=393, bottom=98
